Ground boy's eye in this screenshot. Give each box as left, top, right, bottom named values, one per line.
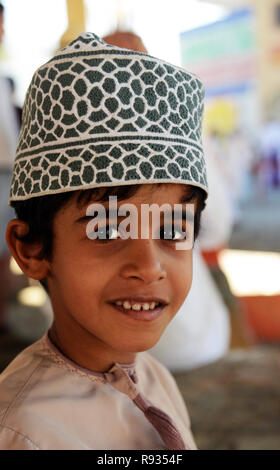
left=159, top=225, right=187, bottom=241
left=96, top=225, right=120, bottom=241
left=87, top=224, right=119, bottom=241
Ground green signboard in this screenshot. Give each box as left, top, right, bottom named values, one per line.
left=180, top=9, right=256, bottom=65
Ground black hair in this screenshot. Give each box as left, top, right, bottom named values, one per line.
left=0, top=4, right=4, bottom=15
left=11, top=183, right=207, bottom=293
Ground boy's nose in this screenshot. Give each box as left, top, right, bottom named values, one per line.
left=120, top=238, right=167, bottom=284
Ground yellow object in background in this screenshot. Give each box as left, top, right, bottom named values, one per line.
left=60, top=0, right=86, bottom=49
left=218, top=249, right=280, bottom=297
left=204, top=99, right=238, bottom=136
left=18, top=286, right=47, bottom=308
left=0, top=42, right=8, bottom=60
left=0, top=43, right=4, bottom=60
left=9, top=257, right=23, bottom=276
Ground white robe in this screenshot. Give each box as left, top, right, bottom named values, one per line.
left=0, top=332, right=197, bottom=450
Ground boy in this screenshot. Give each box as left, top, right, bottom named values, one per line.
left=0, top=33, right=208, bottom=450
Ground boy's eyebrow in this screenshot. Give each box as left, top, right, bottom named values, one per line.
left=75, top=209, right=115, bottom=224
left=74, top=206, right=194, bottom=224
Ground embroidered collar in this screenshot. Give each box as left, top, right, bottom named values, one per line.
left=41, top=330, right=138, bottom=385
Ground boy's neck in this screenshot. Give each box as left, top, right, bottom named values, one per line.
left=48, top=323, right=137, bottom=373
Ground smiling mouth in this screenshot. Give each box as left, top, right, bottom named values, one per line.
left=108, top=299, right=168, bottom=321
left=113, top=300, right=162, bottom=310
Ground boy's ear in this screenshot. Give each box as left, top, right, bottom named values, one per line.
left=5, top=219, right=50, bottom=281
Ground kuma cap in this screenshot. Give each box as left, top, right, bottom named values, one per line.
left=9, top=32, right=208, bottom=204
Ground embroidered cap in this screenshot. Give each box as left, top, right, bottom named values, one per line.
left=9, top=32, right=208, bottom=204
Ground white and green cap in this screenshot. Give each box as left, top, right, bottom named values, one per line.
left=9, top=32, right=208, bottom=204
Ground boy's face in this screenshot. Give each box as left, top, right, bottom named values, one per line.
left=46, top=183, right=194, bottom=369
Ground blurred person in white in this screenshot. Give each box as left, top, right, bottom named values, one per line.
left=0, top=2, right=20, bottom=331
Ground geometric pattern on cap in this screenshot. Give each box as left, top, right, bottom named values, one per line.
left=10, top=32, right=208, bottom=202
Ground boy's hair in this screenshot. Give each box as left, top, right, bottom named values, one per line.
left=11, top=183, right=206, bottom=293
left=0, top=4, right=3, bottom=14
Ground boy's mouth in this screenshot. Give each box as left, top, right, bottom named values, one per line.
left=108, top=297, right=168, bottom=321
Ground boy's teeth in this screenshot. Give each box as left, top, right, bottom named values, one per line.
left=132, top=304, right=141, bottom=311
left=123, top=301, right=131, bottom=310
left=115, top=301, right=160, bottom=310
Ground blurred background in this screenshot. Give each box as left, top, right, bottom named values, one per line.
left=0, top=0, right=280, bottom=450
